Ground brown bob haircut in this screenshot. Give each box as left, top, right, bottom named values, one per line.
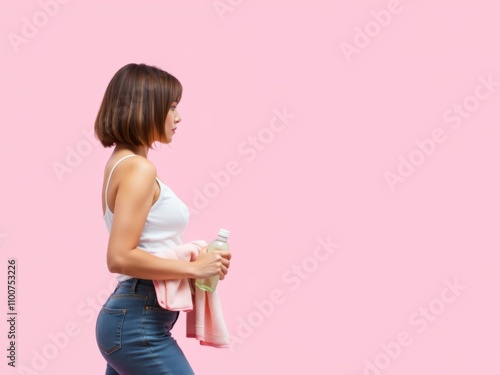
left=94, top=63, right=182, bottom=148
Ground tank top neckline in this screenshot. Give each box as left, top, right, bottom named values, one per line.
left=102, top=154, right=166, bottom=218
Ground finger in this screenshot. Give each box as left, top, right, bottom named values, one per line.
left=216, top=251, right=231, bottom=259
left=221, top=264, right=228, bottom=275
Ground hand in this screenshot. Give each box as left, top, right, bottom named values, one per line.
left=191, top=247, right=231, bottom=280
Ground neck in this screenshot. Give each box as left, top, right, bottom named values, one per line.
left=114, top=144, right=149, bottom=158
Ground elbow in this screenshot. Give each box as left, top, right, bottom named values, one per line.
left=107, top=254, right=126, bottom=274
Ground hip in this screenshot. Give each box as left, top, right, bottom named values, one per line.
left=97, top=278, right=180, bottom=338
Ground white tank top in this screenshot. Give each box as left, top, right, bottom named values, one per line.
left=102, top=154, right=190, bottom=282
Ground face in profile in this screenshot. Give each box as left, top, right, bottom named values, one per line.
left=155, top=101, right=181, bottom=144
left=95, top=63, right=183, bottom=149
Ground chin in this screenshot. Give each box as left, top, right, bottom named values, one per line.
left=158, top=135, right=173, bottom=144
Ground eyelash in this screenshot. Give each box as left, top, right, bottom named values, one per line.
left=171, top=105, right=177, bottom=110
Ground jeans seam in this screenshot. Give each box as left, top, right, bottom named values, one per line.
left=140, top=308, right=171, bottom=375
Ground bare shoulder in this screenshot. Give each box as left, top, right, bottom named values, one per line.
left=110, top=155, right=158, bottom=213
left=105, top=154, right=157, bottom=192
left=116, top=155, right=157, bottom=185
left=103, top=154, right=159, bottom=215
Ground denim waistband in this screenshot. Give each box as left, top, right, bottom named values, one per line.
left=109, top=278, right=178, bottom=317
left=115, top=278, right=155, bottom=293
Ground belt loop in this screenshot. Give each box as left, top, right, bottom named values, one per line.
left=113, top=281, right=121, bottom=293
left=130, top=278, right=139, bottom=293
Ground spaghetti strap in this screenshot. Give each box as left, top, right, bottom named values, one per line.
left=104, top=154, right=139, bottom=212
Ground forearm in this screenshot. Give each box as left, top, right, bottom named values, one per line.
left=108, top=247, right=197, bottom=281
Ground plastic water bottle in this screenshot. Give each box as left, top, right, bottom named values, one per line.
left=195, top=228, right=230, bottom=292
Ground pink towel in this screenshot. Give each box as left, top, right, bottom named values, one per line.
left=152, top=240, right=230, bottom=348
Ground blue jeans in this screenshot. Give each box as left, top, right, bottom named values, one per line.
left=95, top=278, right=195, bottom=375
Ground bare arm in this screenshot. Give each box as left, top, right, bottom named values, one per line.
left=106, top=157, right=230, bottom=281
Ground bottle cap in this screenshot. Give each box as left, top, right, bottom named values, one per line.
left=218, top=228, right=230, bottom=238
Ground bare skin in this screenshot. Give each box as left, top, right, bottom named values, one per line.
left=101, top=102, right=231, bottom=280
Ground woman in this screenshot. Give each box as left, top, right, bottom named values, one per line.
left=93, top=63, right=231, bottom=374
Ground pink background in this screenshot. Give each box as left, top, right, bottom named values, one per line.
left=1, top=0, right=499, bottom=374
